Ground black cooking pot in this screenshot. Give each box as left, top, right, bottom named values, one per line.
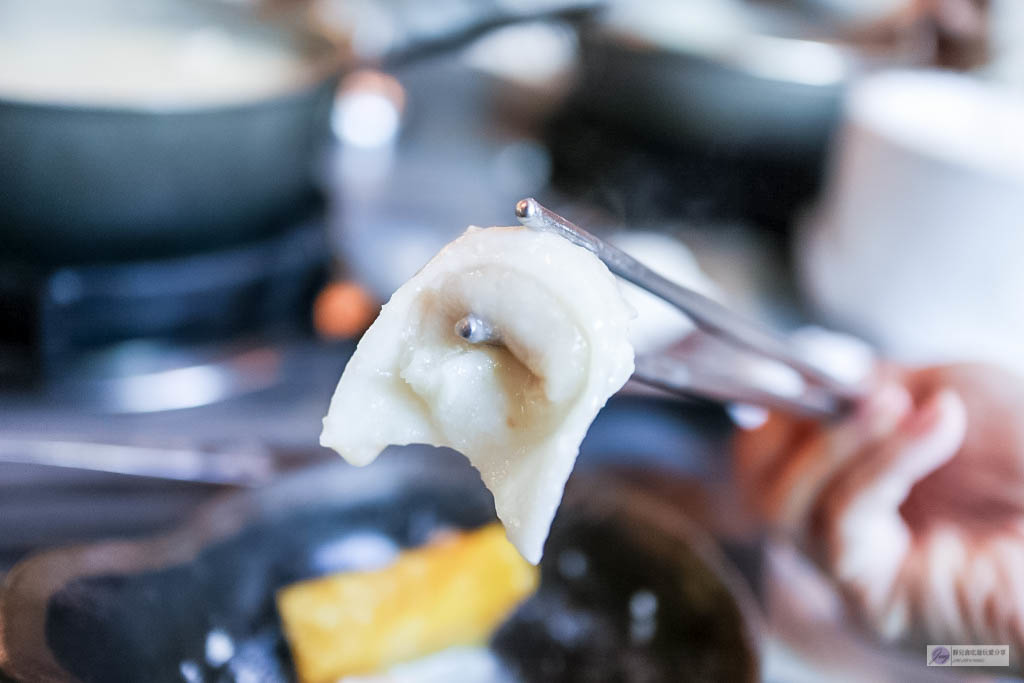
left=0, top=0, right=345, bottom=265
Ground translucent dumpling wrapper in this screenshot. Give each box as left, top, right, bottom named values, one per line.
left=321, top=226, right=635, bottom=563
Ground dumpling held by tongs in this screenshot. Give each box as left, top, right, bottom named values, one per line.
left=321, top=226, right=635, bottom=563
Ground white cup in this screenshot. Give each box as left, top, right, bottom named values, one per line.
left=797, top=69, right=1024, bottom=373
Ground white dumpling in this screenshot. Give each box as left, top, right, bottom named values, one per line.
left=321, top=226, right=635, bottom=563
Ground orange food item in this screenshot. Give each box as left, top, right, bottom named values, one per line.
left=313, top=281, right=379, bottom=339
left=276, top=523, right=538, bottom=683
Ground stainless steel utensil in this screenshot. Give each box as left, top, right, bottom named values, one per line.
left=460, top=198, right=864, bottom=419
left=517, top=198, right=864, bottom=418
left=0, top=438, right=284, bottom=486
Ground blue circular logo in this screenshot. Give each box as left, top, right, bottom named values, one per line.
left=930, top=647, right=951, bottom=665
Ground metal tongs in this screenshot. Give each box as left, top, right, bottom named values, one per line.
left=461, top=198, right=864, bottom=419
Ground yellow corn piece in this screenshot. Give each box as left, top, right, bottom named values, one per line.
left=276, top=523, right=538, bottom=683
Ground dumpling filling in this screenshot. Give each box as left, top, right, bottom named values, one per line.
left=321, top=226, right=635, bottom=563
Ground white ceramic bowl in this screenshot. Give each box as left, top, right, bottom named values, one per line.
left=798, top=69, right=1024, bottom=373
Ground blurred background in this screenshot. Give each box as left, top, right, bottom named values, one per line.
left=1, top=0, right=1023, bottom=680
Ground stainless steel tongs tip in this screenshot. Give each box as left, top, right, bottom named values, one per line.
left=515, top=197, right=539, bottom=221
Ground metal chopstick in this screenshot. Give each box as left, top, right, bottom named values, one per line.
left=514, top=198, right=863, bottom=418
left=633, top=355, right=845, bottom=419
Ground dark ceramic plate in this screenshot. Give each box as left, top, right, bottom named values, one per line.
left=0, top=405, right=760, bottom=682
